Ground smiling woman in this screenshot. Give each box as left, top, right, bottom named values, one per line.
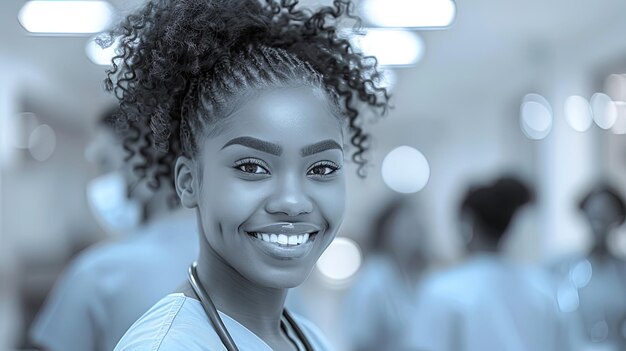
left=102, top=0, right=388, bottom=350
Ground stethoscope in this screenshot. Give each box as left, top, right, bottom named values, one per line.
left=188, top=262, right=314, bottom=351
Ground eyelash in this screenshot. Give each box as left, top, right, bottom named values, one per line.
left=307, top=161, right=341, bottom=177
left=233, top=158, right=270, bottom=175
left=233, top=159, right=341, bottom=178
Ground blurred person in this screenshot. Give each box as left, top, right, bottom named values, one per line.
left=0, top=237, right=21, bottom=350
left=29, top=107, right=198, bottom=351
left=553, top=184, right=626, bottom=350
left=408, top=177, right=571, bottom=351
left=342, top=197, right=430, bottom=351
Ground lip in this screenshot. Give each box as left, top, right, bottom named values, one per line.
left=245, top=222, right=321, bottom=235
left=243, top=222, right=322, bottom=260
left=246, top=234, right=317, bottom=260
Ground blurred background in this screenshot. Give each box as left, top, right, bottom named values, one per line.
left=3, top=0, right=626, bottom=350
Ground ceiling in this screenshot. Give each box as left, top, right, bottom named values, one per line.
left=2, top=0, right=625, bottom=123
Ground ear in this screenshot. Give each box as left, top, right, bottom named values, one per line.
left=174, top=156, right=198, bottom=208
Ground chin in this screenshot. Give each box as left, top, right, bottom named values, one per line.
left=247, top=265, right=313, bottom=289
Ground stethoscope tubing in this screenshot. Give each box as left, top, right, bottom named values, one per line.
left=189, top=263, right=240, bottom=351
left=187, top=262, right=314, bottom=351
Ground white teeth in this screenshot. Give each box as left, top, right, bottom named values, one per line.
left=277, top=234, right=288, bottom=245
left=288, top=236, right=297, bottom=245
left=252, top=232, right=314, bottom=246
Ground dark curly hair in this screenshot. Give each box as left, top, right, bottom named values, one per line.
left=99, top=0, right=389, bottom=200
left=461, top=177, right=533, bottom=241
left=579, top=183, right=626, bottom=225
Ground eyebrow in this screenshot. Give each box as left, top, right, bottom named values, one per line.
left=221, top=137, right=343, bottom=157
left=221, top=137, right=282, bottom=156
left=301, top=139, right=343, bottom=157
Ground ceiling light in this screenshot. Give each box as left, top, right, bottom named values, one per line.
left=19, top=1, right=115, bottom=34
left=349, top=28, right=424, bottom=66
left=362, top=0, right=456, bottom=28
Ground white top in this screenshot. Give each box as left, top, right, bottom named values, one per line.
left=408, top=254, right=572, bottom=351
left=30, top=211, right=198, bottom=351
left=114, top=293, right=334, bottom=351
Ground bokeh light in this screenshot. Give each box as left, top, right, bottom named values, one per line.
left=590, top=93, right=618, bottom=130
left=316, top=237, right=362, bottom=282
left=18, top=1, right=115, bottom=34
left=382, top=146, right=430, bottom=194
left=349, top=29, right=424, bottom=66
left=28, top=124, right=56, bottom=161
left=611, top=102, right=626, bottom=134
left=569, top=259, right=592, bottom=289
left=590, top=321, right=609, bottom=342
left=85, top=36, right=117, bottom=66
left=520, top=94, right=552, bottom=140
left=361, top=0, right=456, bottom=28
left=564, top=95, right=593, bottom=132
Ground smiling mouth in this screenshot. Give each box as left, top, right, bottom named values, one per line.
left=246, top=231, right=318, bottom=246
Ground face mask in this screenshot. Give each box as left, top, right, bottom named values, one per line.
left=86, top=171, right=142, bottom=236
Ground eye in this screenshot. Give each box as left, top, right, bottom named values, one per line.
left=233, top=158, right=270, bottom=175
left=307, top=161, right=340, bottom=177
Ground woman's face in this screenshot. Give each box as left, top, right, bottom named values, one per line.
left=193, top=86, right=346, bottom=288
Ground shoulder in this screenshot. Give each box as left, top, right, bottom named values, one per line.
left=114, top=294, right=224, bottom=351
left=70, top=239, right=138, bottom=276
left=29, top=243, right=125, bottom=350
left=416, top=263, right=487, bottom=311
left=38, top=240, right=127, bottom=298
left=290, top=312, right=335, bottom=351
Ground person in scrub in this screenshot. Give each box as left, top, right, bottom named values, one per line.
left=342, top=197, right=430, bottom=351
left=102, top=0, right=389, bottom=349
left=561, top=184, right=626, bottom=350
left=29, top=108, right=198, bottom=351
left=408, top=177, right=570, bottom=351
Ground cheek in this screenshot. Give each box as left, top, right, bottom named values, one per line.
left=198, top=168, right=269, bottom=231
left=310, top=177, right=346, bottom=230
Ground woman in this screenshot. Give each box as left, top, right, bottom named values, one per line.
left=103, top=0, right=388, bottom=349
left=572, top=184, right=626, bottom=349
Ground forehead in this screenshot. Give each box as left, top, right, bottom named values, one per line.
left=208, top=87, right=343, bottom=148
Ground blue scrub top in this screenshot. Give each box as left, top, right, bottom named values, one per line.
left=408, top=254, right=573, bottom=351
left=114, top=293, right=334, bottom=351
left=30, top=211, right=198, bottom=351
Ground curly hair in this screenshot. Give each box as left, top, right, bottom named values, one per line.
left=100, top=0, right=389, bottom=199
left=461, top=177, right=533, bottom=240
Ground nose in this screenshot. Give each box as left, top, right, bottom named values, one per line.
left=265, top=173, right=313, bottom=217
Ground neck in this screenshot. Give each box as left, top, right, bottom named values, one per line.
left=195, top=236, right=287, bottom=339
left=468, top=236, right=500, bottom=253
left=591, top=239, right=610, bottom=257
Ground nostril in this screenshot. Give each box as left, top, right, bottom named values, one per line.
left=265, top=195, right=313, bottom=216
